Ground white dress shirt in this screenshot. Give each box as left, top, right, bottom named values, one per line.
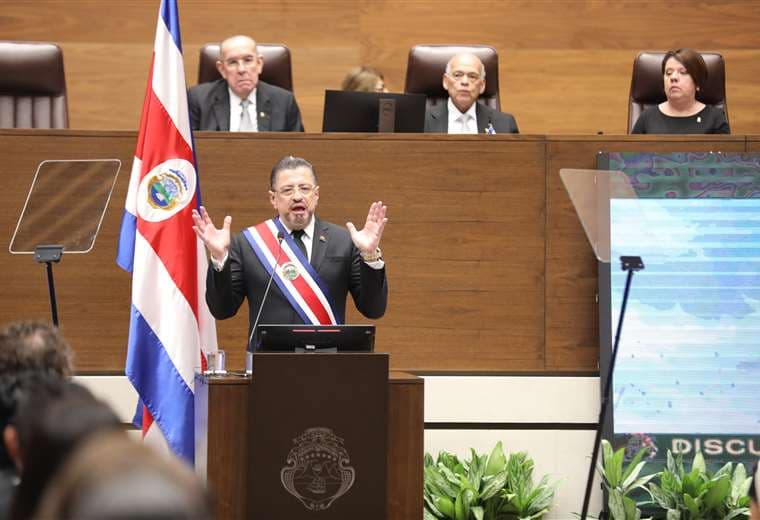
left=228, top=88, right=258, bottom=132
left=447, top=98, right=478, bottom=134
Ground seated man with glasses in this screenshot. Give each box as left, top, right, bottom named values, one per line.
left=191, top=156, right=388, bottom=340
left=424, top=53, right=518, bottom=134
left=188, top=35, right=304, bottom=132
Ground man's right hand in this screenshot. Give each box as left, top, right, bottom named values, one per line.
left=191, top=206, right=232, bottom=262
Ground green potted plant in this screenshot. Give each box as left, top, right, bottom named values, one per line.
left=423, top=441, right=556, bottom=520
left=594, top=439, right=657, bottom=520
left=647, top=450, right=751, bottom=519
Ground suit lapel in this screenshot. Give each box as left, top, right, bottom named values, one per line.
left=476, top=103, right=489, bottom=134
left=310, top=218, right=329, bottom=271
left=256, top=83, right=272, bottom=131
left=211, top=81, right=230, bottom=131
left=430, top=103, right=448, bottom=133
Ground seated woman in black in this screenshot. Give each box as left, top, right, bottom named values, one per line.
left=632, top=48, right=730, bottom=134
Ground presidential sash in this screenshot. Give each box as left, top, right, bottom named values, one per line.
left=242, top=218, right=341, bottom=325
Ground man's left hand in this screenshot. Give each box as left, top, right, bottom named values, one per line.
left=346, top=201, right=388, bottom=255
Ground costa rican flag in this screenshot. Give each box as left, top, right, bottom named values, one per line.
left=116, top=0, right=217, bottom=463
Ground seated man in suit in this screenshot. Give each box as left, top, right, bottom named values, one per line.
left=425, top=53, right=518, bottom=134
left=188, top=35, right=304, bottom=132
left=191, top=156, right=388, bottom=347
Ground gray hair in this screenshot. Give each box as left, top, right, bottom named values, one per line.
left=445, top=53, right=486, bottom=80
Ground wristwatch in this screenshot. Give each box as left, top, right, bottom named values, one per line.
left=361, top=247, right=383, bottom=263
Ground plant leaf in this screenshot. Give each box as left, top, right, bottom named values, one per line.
left=683, top=493, right=700, bottom=517
left=622, top=494, right=640, bottom=520
left=454, top=489, right=472, bottom=520
left=480, top=470, right=508, bottom=501
left=703, top=474, right=730, bottom=511
left=691, top=451, right=706, bottom=476
left=434, top=495, right=456, bottom=519
left=485, top=441, right=507, bottom=477
left=425, top=452, right=435, bottom=468
left=426, top=466, right=459, bottom=499
left=601, top=440, right=614, bottom=481
left=648, top=483, right=673, bottom=509
left=610, top=446, right=625, bottom=487
left=471, top=505, right=484, bottom=520
left=424, top=507, right=442, bottom=520
left=608, top=488, right=626, bottom=520
left=621, top=447, right=648, bottom=487
left=621, top=460, right=647, bottom=491
left=725, top=508, right=750, bottom=520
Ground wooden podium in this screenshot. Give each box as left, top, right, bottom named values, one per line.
left=195, top=363, right=423, bottom=519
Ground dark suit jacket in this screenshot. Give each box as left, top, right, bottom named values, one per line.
left=188, top=79, right=304, bottom=132
left=424, top=101, right=519, bottom=134
left=206, top=218, right=388, bottom=340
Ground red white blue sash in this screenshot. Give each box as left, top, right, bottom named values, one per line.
left=242, top=218, right=340, bottom=325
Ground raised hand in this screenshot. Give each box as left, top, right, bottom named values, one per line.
left=191, top=206, right=231, bottom=261
left=346, top=201, right=388, bottom=255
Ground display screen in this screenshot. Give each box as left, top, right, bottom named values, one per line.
left=602, top=152, right=760, bottom=465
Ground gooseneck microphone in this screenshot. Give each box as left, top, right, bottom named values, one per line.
left=247, top=231, right=285, bottom=351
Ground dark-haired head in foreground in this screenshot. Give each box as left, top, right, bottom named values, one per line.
left=34, top=431, right=212, bottom=520
left=0, top=321, right=74, bottom=518
left=9, top=378, right=120, bottom=520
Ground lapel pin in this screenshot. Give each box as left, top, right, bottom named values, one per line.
left=319, top=235, right=327, bottom=242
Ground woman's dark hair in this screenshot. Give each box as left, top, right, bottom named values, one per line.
left=662, top=48, right=708, bottom=90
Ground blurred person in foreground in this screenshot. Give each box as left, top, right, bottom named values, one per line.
left=341, top=66, right=388, bottom=93
left=9, top=377, right=120, bottom=520
left=188, top=35, right=304, bottom=132
left=424, top=52, right=518, bottom=134
left=34, top=431, right=212, bottom=520
left=632, top=48, right=730, bottom=134
left=0, top=321, right=73, bottom=520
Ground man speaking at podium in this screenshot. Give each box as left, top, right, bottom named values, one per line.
left=191, top=156, right=388, bottom=341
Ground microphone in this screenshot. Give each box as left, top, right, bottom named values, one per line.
left=247, top=231, right=284, bottom=352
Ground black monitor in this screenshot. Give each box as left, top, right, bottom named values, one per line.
left=322, top=90, right=426, bottom=133
left=254, top=324, right=375, bottom=353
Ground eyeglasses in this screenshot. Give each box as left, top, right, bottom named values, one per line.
left=274, top=184, right=315, bottom=197
left=448, top=71, right=482, bottom=82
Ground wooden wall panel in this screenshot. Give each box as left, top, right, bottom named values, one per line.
left=191, top=133, right=547, bottom=373
left=1, top=1, right=758, bottom=134
left=0, top=131, right=754, bottom=374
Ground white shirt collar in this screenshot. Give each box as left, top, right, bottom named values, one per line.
left=280, top=216, right=316, bottom=241
left=447, top=98, right=478, bottom=134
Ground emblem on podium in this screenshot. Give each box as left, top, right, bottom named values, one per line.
left=280, top=427, right=355, bottom=510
